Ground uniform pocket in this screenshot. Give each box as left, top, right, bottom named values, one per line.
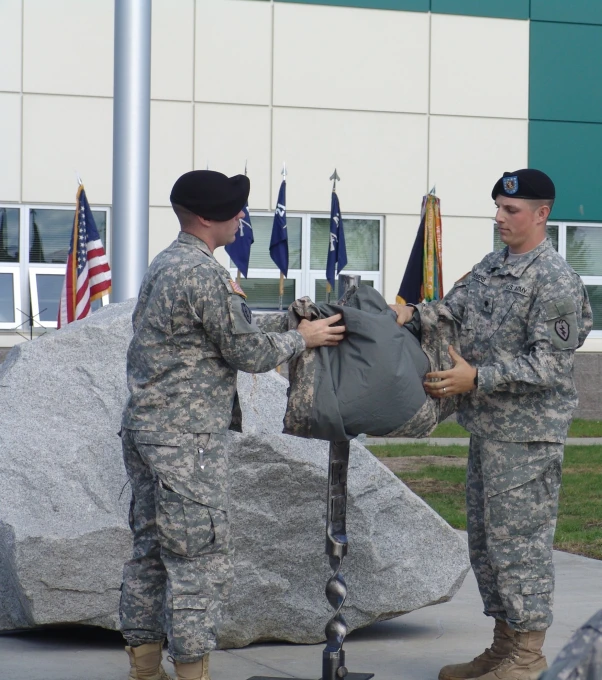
left=545, top=297, right=579, bottom=350
left=486, top=457, right=562, bottom=540
left=155, top=478, right=216, bottom=557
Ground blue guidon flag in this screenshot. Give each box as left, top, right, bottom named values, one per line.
left=225, top=202, right=254, bottom=277
left=325, top=190, right=347, bottom=291
left=269, top=179, right=288, bottom=277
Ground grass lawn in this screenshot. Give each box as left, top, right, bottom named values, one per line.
left=429, top=419, right=602, bottom=438
left=367, top=443, right=602, bottom=560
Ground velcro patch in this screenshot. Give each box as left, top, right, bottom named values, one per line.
left=544, top=296, right=578, bottom=350
left=229, top=279, right=247, bottom=298
left=505, top=283, right=530, bottom=297
left=472, top=272, right=488, bottom=285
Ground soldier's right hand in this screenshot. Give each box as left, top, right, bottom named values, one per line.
left=298, top=314, right=346, bottom=348
left=389, top=303, right=414, bottom=326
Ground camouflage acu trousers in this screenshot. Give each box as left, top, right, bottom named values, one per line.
left=119, top=429, right=232, bottom=663
left=466, top=435, right=563, bottom=632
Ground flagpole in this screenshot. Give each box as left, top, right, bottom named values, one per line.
left=112, top=0, right=151, bottom=302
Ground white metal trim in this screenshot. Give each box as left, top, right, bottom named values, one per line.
left=0, top=266, right=21, bottom=330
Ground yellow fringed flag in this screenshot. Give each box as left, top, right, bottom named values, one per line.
left=396, top=192, right=444, bottom=304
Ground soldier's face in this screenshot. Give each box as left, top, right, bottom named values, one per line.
left=494, top=196, right=543, bottom=254
left=211, top=210, right=245, bottom=247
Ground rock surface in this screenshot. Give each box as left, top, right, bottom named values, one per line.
left=0, top=301, right=469, bottom=646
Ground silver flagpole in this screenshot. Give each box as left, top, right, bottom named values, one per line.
left=111, top=0, right=152, bottom=302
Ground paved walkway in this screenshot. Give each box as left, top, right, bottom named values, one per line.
left=365, top=437, right=602, bottom=446
left=1, top=541, right=600, bottom=680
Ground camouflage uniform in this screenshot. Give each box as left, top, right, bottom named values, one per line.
left=120, top=231, right=305, bottom=663
left=417, top=238, right=592, bottom=632
left=539, top=609, right=602, bottom=680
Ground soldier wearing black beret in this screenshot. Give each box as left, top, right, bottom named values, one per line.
left=118, top=169, right=345, bottom=680
left=392, top=168, right=592, bottom=680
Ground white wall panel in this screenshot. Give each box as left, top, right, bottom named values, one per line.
left=149, top=207, right=180, bottom=263
left=0, top=94, right=21, bottom=202
left=274, top=4, right=429, bottom=113
left=195, top=0, right=271, bottom=106
left=152, top=0, right=194, bottom=101
left=272, top=108, right=428, bottom=214
left=23, top=0, right=113, bottom=97
left=150, top=102, right=193, bottom=206
left=440, top=216, right=494, bottom=292
left=430, top=15, right=529, bottom=119
left=383, top=214, right=422, bottom=303
left=22, top=95, right=113, bottom=204
left=0, top=0, right=22, bottom=93
left=428, top=115, right=528, bottom=218
left=194, top=103, right=271, bottom=210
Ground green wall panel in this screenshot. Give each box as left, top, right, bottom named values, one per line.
left=530, top=22, right=602, bottom=124
left=529, top=121, right=602, bottom=222
left=430, top=0, right=528, bottom=20
left=531, top=0, right=602, bottom=26
left=275, top=0, right=428, bottom=10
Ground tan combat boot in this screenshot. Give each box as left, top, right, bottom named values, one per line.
left=475, top=631, right=547, bottom=680
left=174, top=654, right=211, bottom=680
left=125, top=642, right=170, bottom=680
left=439, top=620, right=516, bottom=680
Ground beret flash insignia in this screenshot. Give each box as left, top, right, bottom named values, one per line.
left=503, top=176, right=519, bottom=195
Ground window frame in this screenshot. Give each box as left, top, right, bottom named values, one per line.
left=492, top=220, right=602, bottom=339
left=0, top=202, right=111, bottom=333
left=0, top=265, right=22, bottom=330
left=229, top=211, right=384, bottom=307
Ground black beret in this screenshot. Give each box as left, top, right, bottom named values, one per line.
left=491, top=169, right=555, bottom=201
left=170, top=170, right=250, bottom=221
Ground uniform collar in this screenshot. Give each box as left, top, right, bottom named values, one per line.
left=489, top=238, right=552, bottom=278
left=177, top=231, right=214, bottom=258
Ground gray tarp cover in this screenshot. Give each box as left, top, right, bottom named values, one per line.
left=287, top=285, right=430, bottom=441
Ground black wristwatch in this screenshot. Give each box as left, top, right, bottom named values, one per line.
left=473, top=369, right=479, bottom=388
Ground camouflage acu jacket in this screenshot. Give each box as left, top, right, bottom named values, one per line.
left=418, top=238, right=592, bottom=443
left=122, top=232, right=305, bottom=434
left=540, top=608, right=602, bottom=680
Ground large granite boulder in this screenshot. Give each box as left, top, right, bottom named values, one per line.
left=0, top=301, right=469, bottom=647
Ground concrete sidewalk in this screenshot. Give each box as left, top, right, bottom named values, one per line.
left=1, top=543, right=600, bottom=680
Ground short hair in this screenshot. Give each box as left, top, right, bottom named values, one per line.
left=528, top=197, right=554, bottom=216
left=172, top=202, right=200, bottom=229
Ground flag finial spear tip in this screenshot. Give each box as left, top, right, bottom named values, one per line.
left=281, top=162, right=287, bottom=180
left=429, top=184, right=436, bottom=195
left=330, top=168, right=340, bottom=190
left=244, top=159, right=248, bottom=176
left=75, top=170, right=83, bottom=186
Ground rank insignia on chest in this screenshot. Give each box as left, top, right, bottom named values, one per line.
left=229, top=279, right=247, bottom=298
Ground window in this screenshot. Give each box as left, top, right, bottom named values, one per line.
left=492, top=221, right=601, bottom=337
left=229, top=213, right=383, bottom=308
left=0, top=204, right=110, bottom=332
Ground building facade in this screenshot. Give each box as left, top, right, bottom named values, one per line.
left=1, top=0, right=601, bottom=365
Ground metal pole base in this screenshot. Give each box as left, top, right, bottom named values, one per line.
left=248, top=674, right=374, bottom=680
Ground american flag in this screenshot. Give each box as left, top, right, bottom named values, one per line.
left=57, top=185, right=111, bottom=328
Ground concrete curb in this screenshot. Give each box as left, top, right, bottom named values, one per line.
left=365, top=437, right=602, bottom=446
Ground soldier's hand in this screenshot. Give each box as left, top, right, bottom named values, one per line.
left=298, top=314, right=346, bottom=348
left=389, top=304, right=414, bottom=326
left=424, top=346, right=477, bottom=397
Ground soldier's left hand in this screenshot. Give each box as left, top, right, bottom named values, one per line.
left=423, top=346, right=477, bottom=398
